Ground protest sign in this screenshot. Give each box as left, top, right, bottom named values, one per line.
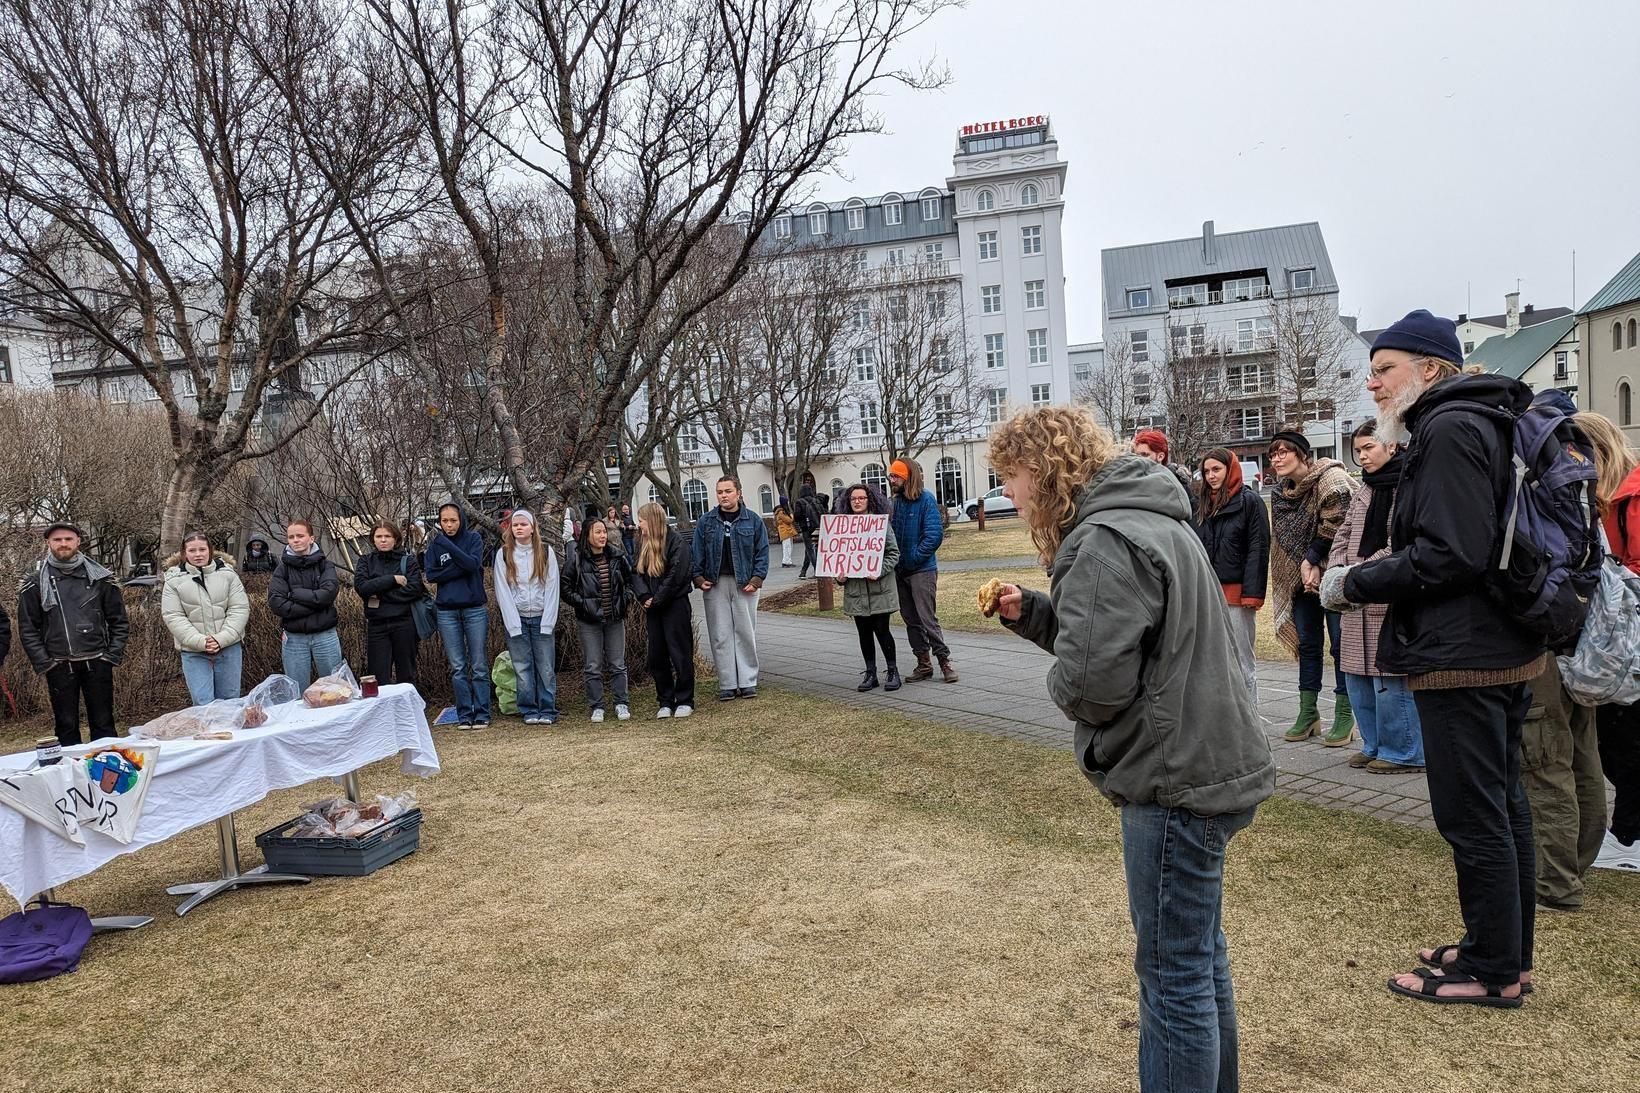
left=818, top=513, right=889, bottom=579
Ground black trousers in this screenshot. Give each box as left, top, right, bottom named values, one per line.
left=853, top=613, right=896, bottom=670
left=1413, top=682, right=1535, bottom=984
left=1596, top=701, right=1640, bottom=845
left=647, top=597, right=695, bottom=708
left=366, top=616, right=419, bottom=687
left=46, top=659, right=116, bottom=746
left=800, top=532, right=818, bottom=576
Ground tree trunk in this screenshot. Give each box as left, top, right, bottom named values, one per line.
left=159, top=457, right=214, bottom=556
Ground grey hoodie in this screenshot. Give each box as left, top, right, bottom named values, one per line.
left=1005, top=456, right=1276, bottom=815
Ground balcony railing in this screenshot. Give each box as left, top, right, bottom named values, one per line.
left=870, top=258, right=958, bottom=285
left=1168, top=286, right=1273, bottom=308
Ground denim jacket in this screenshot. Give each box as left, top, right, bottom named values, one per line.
left=690, top=505, right=770, bottom=589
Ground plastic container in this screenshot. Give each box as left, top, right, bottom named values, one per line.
left=254, top=809, right=423, bottom=877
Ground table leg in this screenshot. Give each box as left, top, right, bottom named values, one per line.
left=342, top=770, right=362, bottom=803
left=32, top=889, right=153, bottom=933
left=168, top=812, right=309, bottom=917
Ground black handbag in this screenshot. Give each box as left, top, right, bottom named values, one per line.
left=399, top=555, right=439, bottom=641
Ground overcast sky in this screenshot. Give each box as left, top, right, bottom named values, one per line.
left=812, top=0, right=1640, bottom=344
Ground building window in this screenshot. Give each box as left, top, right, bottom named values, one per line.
left=1188, top=324, right=1207, bottom=354
left=1464, top=341, right=1475, bottom=355
left=808, top=208, right=828, bottom=235
left=1126, top=287, right=1150, bottom=310
left=930, top=337, right=951, bottom=372
left=978, top=231, right=998, bottom=261
left=1236, top=408, right=1264, bottom=440
left=849, top=251, right=869, bottom=275
left=1555, top=350, right=1569, bottom=381
left=231, top=362, right=250, bottom=392
left=1031, top=382, right=1051, bottom=408
left=887, top=294, right=908, bottom=322
left=0, top=347, right=11, bottom=384
left=927, top=290, right=947, bottom=319
left=750, top=425, right=770, bottom=447
left=1168, top=283, right=1207, bottom=307
left=984, top=332, right=1006, bottom=369
left=846, top=206, right=865, bottom=231
left=683, top=479, right=709, bottom=520
left=1289, top=268, right=1315, bottom=291
left=934, top=392, right=954, bottom=429
left=883, top=201, right=903, bottom=226
left=829, top=478, right=846, bottom=502
left=859, top=399, right=880, bottom=436
left=981, top=285, right=1002, bottom=314
left=774, top=216, right=791, bottom=239
left=1133, top=371, right=1152, bottom=404
left=680, top=424, right=700, bottom=453
left=885, top=247, right=906, bottom=267
left=1020, top=225, right=1042, bottom=255
left=1028, top=328, right=1049, bottom=365
left=108, top=378, right=129, bottom=403
left=1224, top=276, right=1269, bottom=302
left=1622, top=382, right=1633, bottom=426
left=1616, top=322, right=1625, bottom=352
left=1130, top=329, right=1149, bottom=364
left=823, top=408, right=843, bottom=442
left=1020, top=182, right=1040, bottom=206
left=921, top=195, right=942, bottom=221
left=759, top=484, right=774, bottom=514
left=1236, top=316, right=1273, bottom=351
left=987, top=467, right=1002, bottom=490
left=853, top=347, right=877, bottom=382
left=852, top=298, right=870, bottom=330
left=1630, top=318, right=1638, bottom=348
left=924, top=242, right=944, bottom=264
left=934, top=456, right=964, bottom=508
left=1072, top=355, right=1091, bottom=383
left=863, top=463, right=888, bottom=491
left=985, top=389, right=1008, bottom=424
left=1024, top=279, right=1046, bottom=310
left=976, top=189, right=995, bottom=212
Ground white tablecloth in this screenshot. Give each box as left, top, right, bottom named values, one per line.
left=0, top=684, right=439, bottom=909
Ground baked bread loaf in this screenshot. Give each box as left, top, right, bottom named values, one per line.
left=976, top=577, right=1006, bottom=619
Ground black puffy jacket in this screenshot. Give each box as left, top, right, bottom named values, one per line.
left=268, top=547, right=340, bottom=634
left=561, top=544, right=634, bottom=625
left=1345, top=372, right=1545, bottom=675
left=631, top=529, right=693, bottom=610
left=1193, top=487, right=1270, bottom=600
left=353, top=549, right=427, bottom=623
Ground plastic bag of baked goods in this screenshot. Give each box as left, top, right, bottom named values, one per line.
left=238, top=674, right=302, bottom=727
left=303, top=663, right=361, bottom=709
left=132, top=700, right=248, bottom=740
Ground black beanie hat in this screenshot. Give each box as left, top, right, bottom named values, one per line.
left=1269, top=430, right=1313, bottom=458
left=1370, top=309, right=1464, bottom=365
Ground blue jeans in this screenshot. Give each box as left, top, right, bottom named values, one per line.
left=1344, top=673, right=1425, bottom=766
left=438, top=605, right=491, bottom=723
left=1291, top=591, right=1344, bottom=695
left=506, top=619, right=558, bottom=721
left=180, top=644, right=244, bottom=706
left=1122, top=803, right=1257, bottom=1093
left=281, top=629, right=343, bottom=691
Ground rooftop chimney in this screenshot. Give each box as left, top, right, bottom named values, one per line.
left=1524, top=303, right=1535, bottom=315
left=1202, top=220, right=1216, bottom=265
left=1457, top=313, right=1468, bottom=323
left=1505, top=291, right=1521, bottom=335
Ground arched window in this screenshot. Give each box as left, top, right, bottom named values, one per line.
left=975, top=188, right=995, bottom=212
left=807, top=203, right=829, bottom=236
left=1621, top=382, right=1633, bottom=427
left=862, top=462, right=888, bottom=492
left=1616, top=322, right=1625, bottom=352
left=1629, top=318, right=1638, bottom=348
left=683, top=479, right=709, bottom=520
left=880, top=193, right=904, bottom=227
left=918, top=187, right=943, bottom=222
left=758, top=484, right=774, bottom=514
left=829, top=478, right=845, bottom=506
left=934, top=456, right=965, bottom=510
left=1020, top=182, right=1041, bottom=206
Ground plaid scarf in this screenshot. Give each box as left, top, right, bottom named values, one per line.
left=1269, top=458, right=1355, bottom=655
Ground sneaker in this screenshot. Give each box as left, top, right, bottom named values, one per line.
left=591, top=708, right=605, bottom=723
left=542, top=715, right=559, bottom=726
left=1365, top=759, right=1425, bottom=774
left=524, top=717, right=542, bottom=725
left=673, top=704, right=693, bottom=719
left=737, top=687, right=758, bottom=699
left=1347, top=752, right=1373, bottom=769
left=457, top=721, right=475, bottom=731
left=472, top=720, right=490, bottom=730
left=656, top=707, right=673, bottom=719
left=616, top=704, right=631, bottom=721
left=719, top=690, right=738, bottom=702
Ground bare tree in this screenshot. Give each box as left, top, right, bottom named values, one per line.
left=1078, top=334, right=1143, bottom=441
left=359, top=0, right=955, bottom=534
left=858, top=269, right=975, bottom=463
left=1157, top=315, right=1233, bottom=467
left=1267, top=291, right=1356, bottom=433
left=0, top=0, right=426, bottom=551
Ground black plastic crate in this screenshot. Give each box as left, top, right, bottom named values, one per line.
left=255, top=809, right=423, bottom=877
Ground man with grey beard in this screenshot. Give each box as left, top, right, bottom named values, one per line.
left=1324, top=310, right=1544, bottom=1010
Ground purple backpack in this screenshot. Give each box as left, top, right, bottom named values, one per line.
left=0, top=904, right=93, bottom=984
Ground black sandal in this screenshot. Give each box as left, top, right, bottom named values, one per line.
left=1387, top=969, right=1523, bottom=1009
left=1417, top=944, right=1461, bottom=970
left=1411, top=966, right=1533, bottom=994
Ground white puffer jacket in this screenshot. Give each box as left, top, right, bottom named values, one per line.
left=161, top=552, right=251, bottom=653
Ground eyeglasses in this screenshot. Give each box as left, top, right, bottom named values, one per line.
left=1368, top=360, right=1402, bottom=380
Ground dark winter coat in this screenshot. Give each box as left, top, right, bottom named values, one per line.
left=1193, top=487, right=1270, bottom=600
left=268, top=547, right=340, bottom=634
left=422, top=511, right=487, bottom=609
left=354, top=548, right=428, bottom=623
left=1344, top=372, right=1546, bottom=676
left=242, top=539, right=277, bottom=574
left=1004, top=456, right=1275, bottom=815
left=890, top=488, right=944, bottom=576
left=562, top=544, right=634, bottom=625
left=632, top=529, right=694, bottom=610
left=17, top=559, right=130, bottom=671
left=691, top=504, right=770, bottom=589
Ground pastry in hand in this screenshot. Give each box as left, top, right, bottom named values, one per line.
left=976, top=577, right=1006, bottom=619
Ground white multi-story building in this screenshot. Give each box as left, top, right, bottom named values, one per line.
left=632, top=113, right=1072, bottom=517
left=1097, top=220, right=1372, bottom=467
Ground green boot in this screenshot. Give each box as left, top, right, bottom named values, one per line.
left=1285, top=691, right=1321, bottom=742
left=1322, top=692, right=1356, bottom=747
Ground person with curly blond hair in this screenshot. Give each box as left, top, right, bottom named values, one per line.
left=986, top=406, right=1274, bottom=1093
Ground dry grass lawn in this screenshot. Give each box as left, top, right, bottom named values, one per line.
left=4, top=692, right=1635, bottom=1093
left=935, top=520, right=1036, bottom=562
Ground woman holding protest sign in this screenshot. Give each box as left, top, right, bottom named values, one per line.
left=833, top=483, right=902, bottom=692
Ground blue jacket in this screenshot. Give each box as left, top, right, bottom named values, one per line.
left=422, top=510, right=488, bottom=609
left=691, top=505, right=770, bottom=589
left=890, top=488, right=944, bottom=575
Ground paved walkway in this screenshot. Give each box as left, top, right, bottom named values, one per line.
left=710, top=561, right=1436, bottom=829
